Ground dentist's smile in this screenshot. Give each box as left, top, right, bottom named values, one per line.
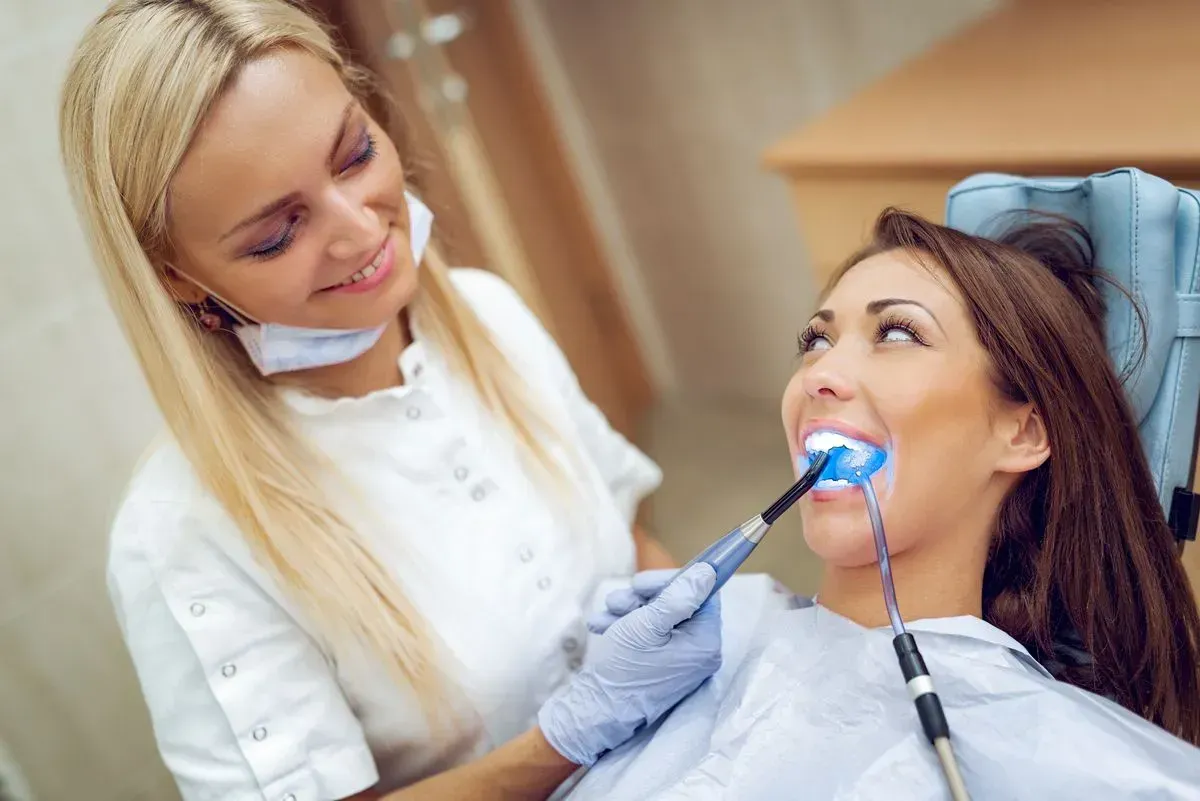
left=320, top=231, right=394, bottom=294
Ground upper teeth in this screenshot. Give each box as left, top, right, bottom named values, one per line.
left=805, top=430, right=867, bottom=455
left=335, top=247, right=386, bottom=287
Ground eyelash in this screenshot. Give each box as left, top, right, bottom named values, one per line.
left=247, top=132, right=378, bottom=261
left=346, top=132, right=377, bottom=170
left=876, top=314, right=925, bottom=344
left=797, top=323, right=827, bottom=353
left=249, top=213, right=300, bottom=260
left=796, top=313, right=927, bottom=353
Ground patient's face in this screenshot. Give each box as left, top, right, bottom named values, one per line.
left=782, top=249, right=1016, bottom=567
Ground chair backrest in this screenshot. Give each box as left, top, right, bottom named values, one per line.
left=945, top=168, right=1200, bottom=543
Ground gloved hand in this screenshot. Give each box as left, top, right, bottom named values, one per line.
left=585, top=570, right=808, bottom=636
left=537, top=563, right=722, bottom=767
left=586, top=568, right=678, bottom=635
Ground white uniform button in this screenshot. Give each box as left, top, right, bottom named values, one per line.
left=454, top=466, right=469, bottom=481
left=406, top=406, right=422, bottom=420
left=537, top=577, right=552, bottom=591
left=221, top=664, right=237, bottom=678
left=471, top=486, right=487, bottom=502
left=252, top=727, right=268, bottom=741
left=282, top=795, right=296, bottom=801
left=189, top=603, right=206, bottom=617
left=568, top=656, right=583, bottom=671
left=562, top=637, right=579, bottom=653
left=518, top=546, right=534, bottom=563
left=412, top=363, right=423, bottom=377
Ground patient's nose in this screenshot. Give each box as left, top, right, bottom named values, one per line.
left=802, top=349, right=857, bottom=401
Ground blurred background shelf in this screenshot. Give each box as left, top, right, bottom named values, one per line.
left=765, top=0, right=1200, bottom=286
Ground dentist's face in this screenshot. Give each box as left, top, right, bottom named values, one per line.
left=781, top=250, right=1019, bottom=567
left=165, top=48, right=416, bottom=329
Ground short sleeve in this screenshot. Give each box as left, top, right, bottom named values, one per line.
left=449, top=269, right=663, bottom=524
left=108, top=497, right=380, bottom=801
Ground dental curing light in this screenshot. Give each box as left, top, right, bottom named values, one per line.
left=671, top=450, right=832, bottom=599
left=853, top=461, right=972, bottom=801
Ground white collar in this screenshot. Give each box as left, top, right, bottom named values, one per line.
left=797, top=597, right=1055, bottom=679
left=278, top=324, right=430, bottom=417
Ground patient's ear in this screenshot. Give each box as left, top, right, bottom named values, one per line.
left=162, top=263, right=207, bottom=304
left=995, top=403, right=1050, bottom=474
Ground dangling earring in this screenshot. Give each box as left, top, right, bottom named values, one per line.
left=198, top=311, right=222, bottom=331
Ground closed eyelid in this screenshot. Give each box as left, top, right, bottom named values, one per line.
left=243, top=212, right=299, bottom=255
left=338, top=125, right=371, bottom=166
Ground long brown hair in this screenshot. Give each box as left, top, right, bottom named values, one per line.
left=832, top=208, right=1200, bottom=744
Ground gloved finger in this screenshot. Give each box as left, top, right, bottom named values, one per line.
left=588, top=571, right=687, bottom=635
left=603, top=585, right=649, bottom=617
left=589, top=575, right=675, bottom=634
left=628, top=568, right=680, bottom=599
left=640, top=562, right=717, bottom=638
left=586, top=610, right=621, bottom=635
left=692, top=586, right=722, bottom=622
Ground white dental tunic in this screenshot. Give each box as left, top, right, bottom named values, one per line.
left=106, top=269, right=662, bottom=801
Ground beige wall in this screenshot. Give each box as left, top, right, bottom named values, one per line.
left=0, top=2, right=178, bottom=799
left=523, top=0, right=1000, bottom=404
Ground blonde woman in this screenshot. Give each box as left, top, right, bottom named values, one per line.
left=59, top=1, right=723, bottom=799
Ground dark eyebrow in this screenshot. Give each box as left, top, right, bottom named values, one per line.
left=218, top=101, right=357, bottom=243
left=867, top=297, right=945, bottom=333
left=811, top=298, right=945, bottom=333
left=218, top=193, right=299, bottom=242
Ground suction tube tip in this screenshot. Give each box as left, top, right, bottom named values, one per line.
left=762, top=450, right=830, bottom=525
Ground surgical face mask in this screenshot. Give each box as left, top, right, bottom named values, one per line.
left=234, top=191, right=435, bottom=376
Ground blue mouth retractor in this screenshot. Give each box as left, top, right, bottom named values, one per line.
left=819, top=443, right=888, bottom=484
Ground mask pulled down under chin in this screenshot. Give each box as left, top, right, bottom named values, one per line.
left=235, top=191, right=435, bottom=377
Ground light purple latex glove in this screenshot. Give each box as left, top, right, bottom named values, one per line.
left=537, top=563, right=722, bottom=767
left=586, top=568, right=678, bottom=634
left=586, top=571, right=802, bottom=635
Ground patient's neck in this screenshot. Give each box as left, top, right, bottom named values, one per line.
left=816, top=536, right=987, bottom=630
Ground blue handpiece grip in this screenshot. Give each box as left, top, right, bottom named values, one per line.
left=673, top=527, right=758, bottom=601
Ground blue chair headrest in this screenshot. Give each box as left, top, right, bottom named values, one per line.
left=946, top=168, right=1200, bottom=519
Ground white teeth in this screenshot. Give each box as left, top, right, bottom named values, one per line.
left=333, top=247, right=386, bottom=288
left=804, top=430, right=866, bottom=455
left=803, top=429, right=883, bottom=490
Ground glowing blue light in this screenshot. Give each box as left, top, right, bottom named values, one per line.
left=819, top=444, right=887, bottom=484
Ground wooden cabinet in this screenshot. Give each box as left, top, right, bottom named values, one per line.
left=765, top=0, right=1200, bottom=593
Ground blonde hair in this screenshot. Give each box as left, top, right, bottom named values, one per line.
left=61, top=0, right=563, bottom=726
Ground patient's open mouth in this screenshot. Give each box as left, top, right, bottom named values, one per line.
left=801, top=430, right=888, bottom=490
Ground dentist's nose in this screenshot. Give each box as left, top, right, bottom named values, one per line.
left=325, top=187, right=380, bottom=261
left=801, top=345, right=858, bottom=401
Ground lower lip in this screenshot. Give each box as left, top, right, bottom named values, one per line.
left=326, top=236, right=395, bottom=294
left=809, top=486, right=861, bottom=503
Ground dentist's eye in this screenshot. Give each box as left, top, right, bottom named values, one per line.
left=341, top=131, right=377, bottom=173
left=798, top=323, right=832, bottom=354
left=875, top=314, right=926, bottom=345
left=248, top=212, right=302, bottom=260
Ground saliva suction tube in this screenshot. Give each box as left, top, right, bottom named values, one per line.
left=671, top=439, right=972, bottom=801
left=845, top=447, right=972, bottom=801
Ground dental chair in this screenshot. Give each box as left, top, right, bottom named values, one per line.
left=945, top=168, right=1200, bottom=552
